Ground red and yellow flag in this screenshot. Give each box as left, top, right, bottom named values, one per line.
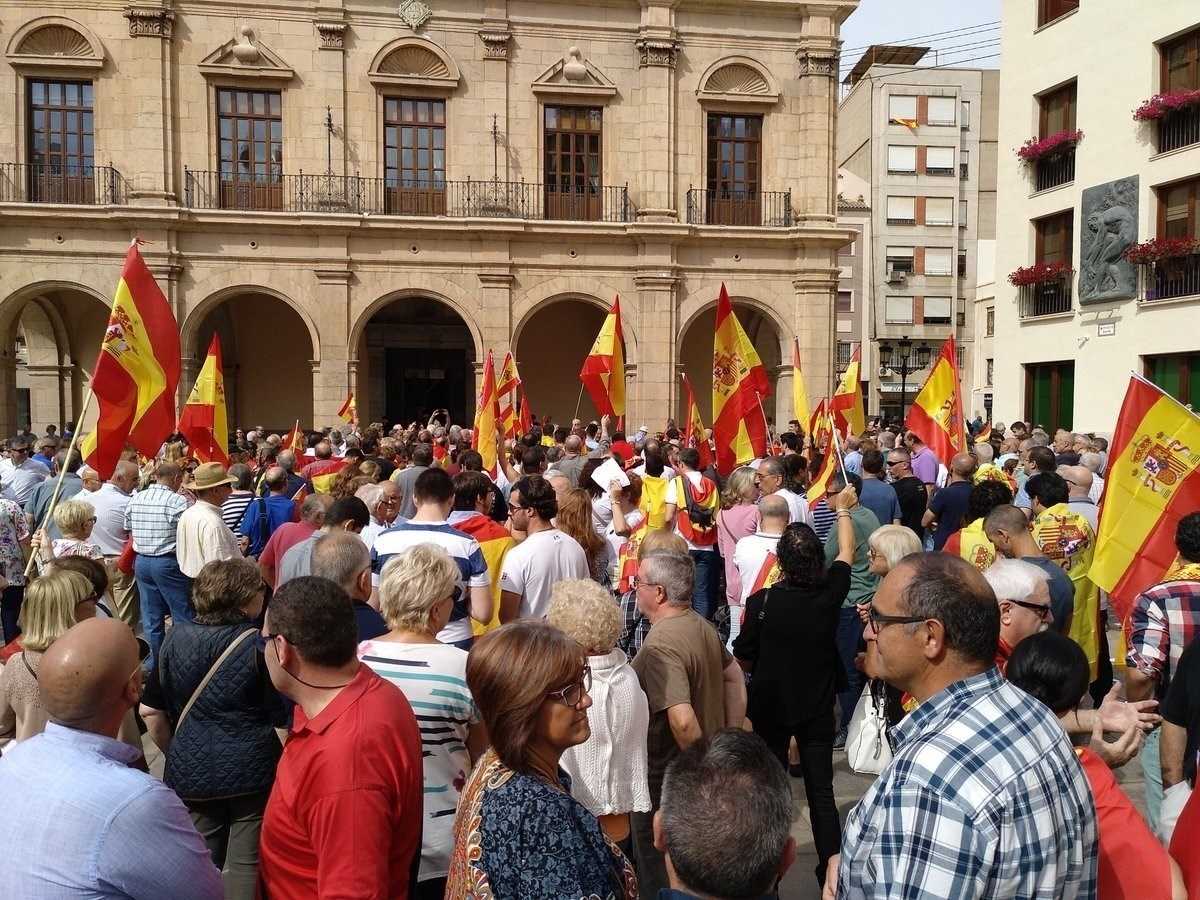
left=336, top=393, right=356, bottom=425
left=454, top=512, right=516, bottom=634
left=712, top=284, right=770, bottom=475
left=830, top=345, right=865, bottom=438
left=177, top=334, right=229, bottom=467
left=974, top=422, right=992, bottom=444
left=472, top=350, right=500, bottom=474
left=281, top=421, right=304, bottom=455
left=579, top=297, right=626, bottom=418
left=1092, top=375, right=1200, bottom=622
left=809, top=398, right=833, bottom=451
left=750, top=551, right=783, bottom=594
left=681, top=372, right=713, bottom=472
left=517, top=384, right=534, bottom=437
left=496, top=351, right=521, bottom=439
left=81, top=242, right=181, bottom=480
left=806, top=443, right=839, bottom=504
left=904, top=336, right=966, bottom=466
left=792, top=338, right=811, bottom=431
left=306, top=458, right=349, bottom=494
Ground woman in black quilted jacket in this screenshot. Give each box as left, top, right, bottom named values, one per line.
left=140, top=557, right=287, bottom=900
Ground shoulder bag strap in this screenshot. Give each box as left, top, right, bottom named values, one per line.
left=176, top=628, right=257, bottom=733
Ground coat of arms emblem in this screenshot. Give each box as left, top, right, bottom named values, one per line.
left=1130, top=431, right=1200, bottom=498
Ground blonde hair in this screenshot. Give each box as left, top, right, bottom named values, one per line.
left=724, top=467, right=758, bottom=507
left=19, top=569, right=95, bottom=652
left=378, top=543, right=459, bottom=633
left=868, top=524, right=923, bottom=572
left=637, top=527, right=687, bottom=560
left=53, top=499, right=95, bottom=539
left=547, top=579, right=622, bottom=654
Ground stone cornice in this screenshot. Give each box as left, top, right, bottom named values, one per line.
left=314, top=267, right=354, bottom=284
left=477, top=22, right=512, bottom=61
left=633, top=271, right=679, bottom=290
left=315, top=21, right=347, bottom=51
left=124, top=6, right=175, bottom=39
left=477, top=270, right=515, bottom=288
left=635, top=36, right=680, bottom=69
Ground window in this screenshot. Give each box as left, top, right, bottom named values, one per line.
left=925, top=247, right=953, bottom=275
left=216, top=88, right=283, bottom=210
left=958, top=252, right=968, bottom=278
left=836, top=291, right=853, bottom=313
left=1162, top=27, right=1200, bottom=92
left=959, top=198, right=968, bottom=228
left=986, top=307, right=995, bottom=336
left=1038, top=0, right=1078, bottom=28
left=1145, top=352, right=1200, bottom=405
left=887, top=195, right=915, bottom=225
left=986, top=358, right=994, bottom=386
left=839, top=238, right=856, bottom=258
left=961, top=100, right=971, bottom=130
left=960, top=149, right=970, bottom=180
left=705, top=113, right=763, bottom=226
left=383, top=98, right=446, bottom=215
left=26, top=80, right=95, bottom=203
left=887, top=145, right=916, bottom=173
left=923, top=296, right=952, bottom=324
left=886, top=246, right=915, bottom=274
left=956, top=345, right=966, bottom=370
left=926, top=197, right=953, bottom=225
left=889, top=95, right=917, bottom=124
left=1159, top=176, right=1199, bottom=239
left=885, top=296, right=913, bottom=324
left=836, top=342, right=853, bottom=366
left=1035, top=210, right=1074, bottom=264
left=1025, top=361, right=1074, bottom=432
left=547, top=106, right=603, bottom=221
left=1039, top=82, right=1077, bottom=137
left=926, top=146, right=955, bottom=175
left=928, top=96, right=957, bottom=126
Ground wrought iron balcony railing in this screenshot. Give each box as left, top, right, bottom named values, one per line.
left=1158, top=105, right=1200, bottom=154
left=0, top=162, right=127, bottom=205
left=1143, top=253, right=1200, bottom=303
left=1033, top=147, right=1074, bottom=192
left=685, top=188, right=793, bottom=227
left=1019, top=271, right=1073, bottom=318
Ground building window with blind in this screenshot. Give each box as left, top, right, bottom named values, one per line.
left=986, top=307, right=995, bottom=336
left=383, top=98, right=446, bottom=215
left=1038, top=0, right=1078, bottom=28
left=886, top=246, right=915, bottom=275
left=887, top=145, right=916, bottom=174
left=958, top=252, right=968, bottom=278
left=926, top=197, right=954, bottom=225
left=26, top=80, right=94, bottom=203
left=1034, top=81, right=1077, bottom=190
left=961, top=100, right=971, bottom=130
left=926, top=146, right=955, bottom=176
left=1022, top=210, right=1075, bottom=317
left=1159, top=28, right=1200, bottom=152
left=927, top=97, right=957, bottom=126
left=923, top=296, right=952, bottom=325
left=705, top=113, right=763, bottom=226
left=1149, top=176, right=1200, bottom=301
left=925, top=248, right=953, bottom=276
left=545, top=106, right=602, bottom=221
left=836, top=342, right=853, bottom=366
left=885, top=296, right=913, bottom=324
left=887, top=196, right=915, bottom=225
left=960, top=149, right=970, bottom=180
left=837, top=291, right=854, bottom=313
left=217, top=88, right=283, bottom=210
left=955, top=345, right=966, bottom=370
left=986, top=358, right=994, bottom=386
left=888, top=95, right=917, bottom=124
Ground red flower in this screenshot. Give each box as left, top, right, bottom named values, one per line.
left=1016, top=129, right=1084, bottom=163
left=1007, top=261, right=1074, bottom=287
left=1133, top=89, right=1200, bottom=122
left=1123, top=237, right=1200, bottom=265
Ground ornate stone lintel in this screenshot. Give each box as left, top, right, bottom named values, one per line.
left=316, top=22, right=347, bottom=51
left=635, top=36, right=680, bottom=69
left=795, top=47, right=838, bottom=78
left=633, top=270, right=678, bottom=291
left=124, top=6, right=175, bottom=39
left=476, top=270, right=515, bottom=289
left=478, top=26, right=512, bottom=61
left=314, top=268, right=354, bottom=285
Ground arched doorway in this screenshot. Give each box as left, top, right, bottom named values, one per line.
left=678, top=301, right=783, bottom=425
left=356, top=296, right=476, bottom=428
left=516, top=298, right=611, bottom=424
left=188, top=292, right=314, bottom=431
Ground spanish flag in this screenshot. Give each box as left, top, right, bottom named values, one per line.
left=830, top=345, right=865, bottom=438
left=453, top=512, right=515, bottom=634
left=617, top=518, right=651, bottom=593
left=336, top=393, right=356, bottom=425
left=712, top=284, right=770, bottom=475
left=904, top=336, right=966, bottom=466
left=472, top=350, right=500, bottom=475
left=281, top=421, right=304, bottom=455
left=81, top=241, right=181, bottom=480
left=306, top=458, right=349, bottom=493
left=750, top=551, right=783, bottom=594
left=806, top=443, right=839, bottom=504
left=792, top=338, right=811, bottom=431
left=681, top=372, right=713, bottom=472
left=809, top=398, right=833, bottom=451
left=579, top=297, right=626, bottom=417
left=177, top=334, right=229, bottom=467
left=974, top=422, right=992, bottom=444
left=517, top=384, right=534, bottom=437
left=496, top=352, right=521, bottom=439
left=1091, top=375, right=1200, bottom=622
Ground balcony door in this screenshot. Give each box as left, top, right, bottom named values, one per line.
left=706, top=113, right=762, bottom=226
left=217, top=88, right=282, bottom=210
left=1025, top=361, right=1074, bottom=433
left=544, top=106, right=601, bottom=221
left=27, top=80, right=94, bottom=203
left=384, top=98, right=446, bottom=216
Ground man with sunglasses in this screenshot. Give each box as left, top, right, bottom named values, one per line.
left=884, top=447, right=928, bottom=542
left=982, top=558, right=1054, bottom=673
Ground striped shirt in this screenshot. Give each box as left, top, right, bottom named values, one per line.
left=810, top=498, right=837, bottom=543
left=221, top=491, right=254, bottom=531
left=358, top=640, right=477, bottom=882
left=370, top=521, right=488, bottom=644
left=123, top=484, right=189, bottom=556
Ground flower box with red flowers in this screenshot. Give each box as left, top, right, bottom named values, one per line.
left=1133, top=89, right=1200, bottom=122
left=1007, top=261, right=1074, bottom=287
left=1016, top=129, right=1083, bottom=164
left=1123, top=237, right=1200, bottom=265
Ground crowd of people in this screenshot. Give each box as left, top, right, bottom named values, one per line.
left=0, top=409, right=1196, bottom=899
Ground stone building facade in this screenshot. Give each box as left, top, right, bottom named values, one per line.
left=0, top=0, right=855, bottom=435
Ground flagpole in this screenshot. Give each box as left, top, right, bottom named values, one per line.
left=25, top=374, right=95, bottom=578
left=756, top=393, right=777, bottom=456
left=829, top=417, right=850, bottom=484
left=572, top=383, right=585, bottom=423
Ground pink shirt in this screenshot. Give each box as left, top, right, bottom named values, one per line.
left=717, top=503, right=761, bottom=606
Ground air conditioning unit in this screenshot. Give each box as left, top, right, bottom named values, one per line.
left=887, top=269, right=907, bottom=285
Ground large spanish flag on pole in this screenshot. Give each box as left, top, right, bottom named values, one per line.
left=472, top=350, right=500, bottom=474
left=830, top=345, right=866, bottom=438
left=791, top=338, right=811, bottom=429
left=81, top=241, right=181, bottom=480
left=336, top=393, right=356, bottom=425
left=681, top=372, right=713, bottom=472
left=177, top=334, right=229, bottom=466
left=496, top=351, right=521, bottom=439
left=579, top=297, right=626, bottom=418
left=1091, top=375, right=1200, bottom=622
left=712, top=284, right=770, bottom=475
left=904, top=336, right=966, bottom=466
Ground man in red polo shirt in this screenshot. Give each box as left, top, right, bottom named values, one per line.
left=259, top=576, right=422, bottom=899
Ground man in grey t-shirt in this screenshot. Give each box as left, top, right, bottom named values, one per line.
left=276, top=496, right=370, bottom=588
left=391, top=444, right=432, bottom=520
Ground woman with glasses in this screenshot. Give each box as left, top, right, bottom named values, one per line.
left=358, top=543, right=487, bottom=900
left=139, top=558, right=285, bottom=900
left=447, top=620, right=638, bottom=900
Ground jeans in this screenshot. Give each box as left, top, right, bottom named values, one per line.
left=690, top=549, right=720, bottom=620
left=135, top=553, right=193, bottom=668
left=631, top=810, right=669, bottom=898
left=187, top=790, right=270, bottom=900
left=835, top=607, right=866, bottom=733
left=1, top=585, right=25, bottom=644
left=1142, top=726, right=1163, bottom=831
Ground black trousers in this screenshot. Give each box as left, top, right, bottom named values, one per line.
left=1, top=585, right=25, bottom=644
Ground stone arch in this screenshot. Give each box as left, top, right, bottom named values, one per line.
left=696, top=56, right=781, bottom=104
left=182, top=282, right=320, bottom=364
left=511, top=290, right=639, bottom=366
left=351, top=287, right=484, bottom=362
left=368, top=36, right=461, bottom=90
left=6, top=16, right=105, bottom=68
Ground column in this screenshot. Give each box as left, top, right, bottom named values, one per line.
left=25, top=365, right=68, bottom=434
left=793, top=271, right=839, bottom=403
left=634, top=269, right=679, bottom=427
left=0, top=355, right=18, bottom=436
left=313, top=268, right=352, bottom=426
left=123, top=4, right=177, bottom=204
left=794, top=20, right=841, bottom=222
left=635, top=1, right=680, bottom=221
left=477, top=3, right=511, bottom=181
left=773, top=364, right=794, bottom=433
left=477, top=269, right=514, bottom=396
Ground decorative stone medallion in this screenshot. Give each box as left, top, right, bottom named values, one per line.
left=399, top=0, right=432, bottom=31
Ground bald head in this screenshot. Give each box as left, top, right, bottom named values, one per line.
left=40, top=618, right=139, bottom=735
left=974, top=442, right=994, bottom=464
left=1080, top=452, right=1103, bottom=475
left=1061, top=465, right=1092, bottom=498
left=264, top=466, right=287, bottom=492
left=564, top=435, right=582, bottom=454
left=110, top=459, right=139, bottom=493
left=758, top=494, right=790, bottom=528
left=951, top=453, right=976, bottom=479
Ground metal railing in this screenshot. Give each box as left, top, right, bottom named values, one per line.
left=1158, top=105, right=1200, bottom=154
left=925, top=166, right=955, bottom=176
left=685, top=188, right=793, bottom=227
left=183, top=170, right=635, bottom=222
left=1019, top=271, right=1073, bottom=318
left=1033, top=147, right=1074, bottom=192
left=1143, top=253, right=1200, bottom=303
left=0, top=162, right=126, bottom=205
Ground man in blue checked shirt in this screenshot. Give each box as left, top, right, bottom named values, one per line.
left=825, top=553, right=1097, bottom=900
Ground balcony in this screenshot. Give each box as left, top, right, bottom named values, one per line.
left=1019, top=272, right=1073, bottom=318
left=1159, top=105, right=1200, bottom=154
left=925, top=166, right=954, bottom=177
left=686, top=188, right=793, bottom=227
left=1143, top=253, right=1200, bottom=303
left=1034, top=147, right=1074, bottom=192
left=182, top=170, right=635, bottom=223
left=0, top=162, right=127, bottom=205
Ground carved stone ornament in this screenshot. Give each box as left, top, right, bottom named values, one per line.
left=478, top=28, right=511, bottom=60
left=316, top=22, right=347, bottom=51
left=398, top=0, right=432, bottom=31
left=1079, top=176, right=1140, bottom=305
left=232, top=26, right=260, bottom=64
left=124, top=6, right=175, bottom=39
left=796, top=48, right=838, bottom=78
left=636, top=37, right=679, bottom=69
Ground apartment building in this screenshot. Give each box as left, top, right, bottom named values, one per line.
left=992, top=1, right=1200, bottom=433
left=837, top=45, right=998, bottom=422
left=835, top=168, right=871, bottom=390
left=0, top=0, right=855, bottom=434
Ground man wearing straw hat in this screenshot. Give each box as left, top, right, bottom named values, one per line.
left=177, top=462, right=243, bottom=582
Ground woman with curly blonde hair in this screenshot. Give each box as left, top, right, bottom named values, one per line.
left=556, top=488, right=614, bottom=588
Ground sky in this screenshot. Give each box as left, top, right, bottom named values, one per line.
left=838, top=0, right=1002, bottom=83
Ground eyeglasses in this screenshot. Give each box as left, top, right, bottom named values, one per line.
left=867, top=605, right=927, bottom=632
left=546, top=665, right=592, bottom=707
left=255, top=632, right=281, bottom=654
left=886, top=458, right=905, bottom=466
left=1010, top=598, right=1053, bottom=621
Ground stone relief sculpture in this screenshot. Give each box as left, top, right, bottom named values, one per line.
left=1079, top=176, right=1139, bottom=304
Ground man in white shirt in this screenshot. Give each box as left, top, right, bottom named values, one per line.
left=1081, top=451, right=1105, bottom=504
left=733, top=495, right=790, bottom=604
left=0, top=435, right=49, bottom=505
left=88, top=460, right=141, bottom=629
left=176, top=463, right=242, bottom=579
left=754, top=456, right=814, bottom=527
left=499, top=474, right=588, bottom=622
left=356, top=481, right=401, bottom=550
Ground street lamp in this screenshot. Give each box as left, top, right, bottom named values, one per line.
left=895, top=335, right=912, bottom=425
